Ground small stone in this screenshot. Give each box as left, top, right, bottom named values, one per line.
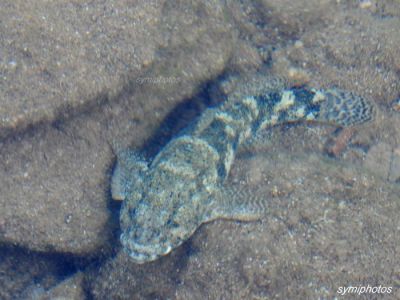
left=359, top=1, right=373, bottom=9
left=287, top=67, right=311, bottom=86
left=8, top=60, right=17, bottom=70
left=392, top=98, right=400, bottom=112
left=294, top=40, right=304, bottom=48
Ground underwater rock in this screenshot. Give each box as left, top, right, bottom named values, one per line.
left=0, top=0, right=235, bottom=254
left=0, top=1, right=162, bottom=138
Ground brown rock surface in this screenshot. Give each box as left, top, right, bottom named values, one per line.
left=271, top=2, right=400, bottom=104
left=0, top=0, right=235, bottom=254
left=0, top=0, right=162, bottom=138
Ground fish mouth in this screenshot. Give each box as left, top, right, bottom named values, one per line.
left=120, top=233, right=173, bottom=264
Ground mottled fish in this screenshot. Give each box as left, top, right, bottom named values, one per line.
left=112, top=78, right=374, bottom=263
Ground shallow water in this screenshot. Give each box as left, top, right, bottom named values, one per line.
left=1, top=1, right=400, bottom=299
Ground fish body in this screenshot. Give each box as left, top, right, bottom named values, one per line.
left=112, top=81, right=374, bottom=263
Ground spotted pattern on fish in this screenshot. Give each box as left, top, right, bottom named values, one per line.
left=112, top=83, right=374, bottom=263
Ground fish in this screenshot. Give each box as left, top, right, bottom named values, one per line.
left=111, top=76, right=374, bottom=263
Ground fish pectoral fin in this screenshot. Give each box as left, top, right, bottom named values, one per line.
left=205, top=184, right=267, bottom=222
left=111, top=149, right=148, bottom=201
